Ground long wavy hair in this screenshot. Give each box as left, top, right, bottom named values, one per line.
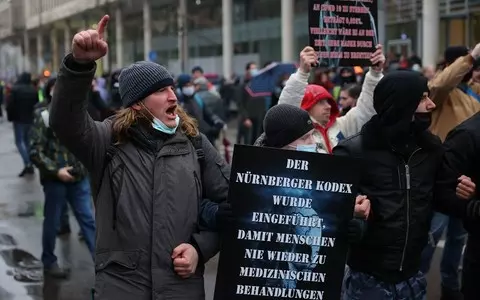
left=112, top=105, right=199, bottom=144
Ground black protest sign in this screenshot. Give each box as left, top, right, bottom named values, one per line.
left=213, top=145, right=361, bottom=300
left=309, top=0, right=378, bottom=67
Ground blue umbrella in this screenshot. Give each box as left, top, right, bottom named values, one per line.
left=245, top=62, right=297, bottom=97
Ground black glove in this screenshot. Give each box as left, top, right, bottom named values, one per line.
left=215, top=202, right=234, bottom=230
left=347, top=218, right=367, bottom=244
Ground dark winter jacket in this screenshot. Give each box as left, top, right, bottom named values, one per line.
left=434, top=111, right=480, bottom=237
left=181, top=93, right=224, bottom=140
left=333, top=71, right=445, bottom=283
left=6, top=72, right=39, bottom=123
left=50, top=54, right=230, bottom=300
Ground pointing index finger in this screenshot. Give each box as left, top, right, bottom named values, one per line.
left=97, top=15, right=110, bottom=39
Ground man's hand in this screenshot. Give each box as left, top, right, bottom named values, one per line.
left=371, top=44, right=386, bottom=72
left=471, top=43, right=480, bottom=59
left=457, top=175, right=476, bottom=200
left=299, top=46, right=318, bottom=74
left=72, top=15, right=109, bottom=63
left=172, top=243, right=199, bottom=279
left=354, top=195, right=371, bottom=219
left=57, top=166, right=75, bottom=182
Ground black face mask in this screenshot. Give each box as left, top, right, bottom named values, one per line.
left=412, top=112, right=432, bottom=132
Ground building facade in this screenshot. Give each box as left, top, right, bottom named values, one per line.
left=0, top=0, right=478, bottom=78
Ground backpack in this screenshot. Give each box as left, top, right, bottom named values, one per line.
left=95, top=134, right=205, bottom=199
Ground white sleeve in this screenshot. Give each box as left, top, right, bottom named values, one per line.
left=336, top=68, right=383, bottom=138
left=278, top=69, right=310, bottom=107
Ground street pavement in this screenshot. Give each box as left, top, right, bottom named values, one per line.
left=0, top=118, right=454, bottom=299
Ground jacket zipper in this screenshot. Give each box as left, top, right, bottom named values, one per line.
left=399, top=148, right=421, bottom=271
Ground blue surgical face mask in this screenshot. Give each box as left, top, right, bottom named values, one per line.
left=250, top=69, right=259, bottom=76
left=152, top=115, right=180, bottom=135
left=142, top=103, right=180, bottom=135
left=296, top=144, right=317, bottom=153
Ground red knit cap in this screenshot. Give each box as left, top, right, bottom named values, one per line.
left=301, top=84, right=336, bottom=111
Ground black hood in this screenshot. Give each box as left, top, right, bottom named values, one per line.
left=17, top=72, right=32, bottom=84
left=369, top=71, right=429, bottom=144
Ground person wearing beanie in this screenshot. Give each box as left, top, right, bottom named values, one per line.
left=262, top=104, right=316, bottom=149
left=49, top=15, right=230, bottom=299
left=421, top=42, right=480, bottom=300
left=29, top=75, right=96, bottom=279
left=177, top=74, right=225, bottom=145
left=276, top=45, right=385, bottom=154
left=333, top=71, right=475, bottom=300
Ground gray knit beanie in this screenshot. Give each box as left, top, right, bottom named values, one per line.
left=118, top=61, right=174, bottom=107
left=264, top=104, right=314, bottom=148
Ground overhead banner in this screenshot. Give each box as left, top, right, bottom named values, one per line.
left=214, top=145, right=361, bottom=300
left=309, top=0, right=379, bottom=67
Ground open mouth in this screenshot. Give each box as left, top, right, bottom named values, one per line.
left=166, top=105, right=177, bottom=119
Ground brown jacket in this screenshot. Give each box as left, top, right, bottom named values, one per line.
left=429, top=55, right=480, bottom=141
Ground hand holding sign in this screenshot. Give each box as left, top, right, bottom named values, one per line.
left=300, top=46, right=318, bottom=74
left=72, top=15, right=109, bottom=63
left=371, top=44, right=385, bottom=72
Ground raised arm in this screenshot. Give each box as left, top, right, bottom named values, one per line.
left=336, top=45, right=385, bottom=138
left=49, top=15, right=112, bottom=175
left=429, top=55, right=476, bottom=106
left=278, top=47, right=315, bottom=107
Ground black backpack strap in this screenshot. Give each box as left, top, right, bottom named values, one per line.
left=94, top=141, right=119, bottom=200
left=188, top=134, right=205, bottom=171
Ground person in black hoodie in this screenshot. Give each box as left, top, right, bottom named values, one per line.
left=6, top=72, right=39, bottom=176
left=334, top=71, right=465, bottom=299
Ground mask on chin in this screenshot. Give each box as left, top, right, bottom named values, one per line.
left=296, top=144, right=317, bottom=153
left=141, top=103, right=180, bottom=135
left=152, top=115, right=180, bottom=134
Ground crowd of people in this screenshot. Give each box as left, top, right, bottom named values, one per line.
left=1, top=13, right=480, bottom=300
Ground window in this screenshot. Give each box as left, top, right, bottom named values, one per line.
left=187, top=0, right=222, bottom=30
left=295, top=0, right=308, bottom=15
left=249, top=0, right=281, bottom=20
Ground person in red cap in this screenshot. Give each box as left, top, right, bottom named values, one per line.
left=278, top=45, right=385, bottom=154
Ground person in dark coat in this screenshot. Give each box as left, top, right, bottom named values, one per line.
left=6, top=72, right=39, bottom=176
left=433, top=111, right=480, bottom=300
left=49, top=16, right=229, bottom=299
left=109, top=69, right=123, bottom=111
left=29, top=76, right=95, bottom=278
left=237, top=62, right=266, bottom=145
left=177, top=74, right=225, bottom=146
left=334, top=71, right=467, bottom=299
